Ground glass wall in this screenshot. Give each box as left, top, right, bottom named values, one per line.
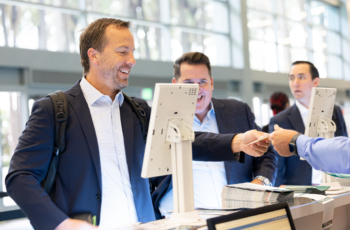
left=247, top=0, right=350, bottom=79
left=0, top=92, right=22, bottom=209
left=0, top=0, right=231, bottom=66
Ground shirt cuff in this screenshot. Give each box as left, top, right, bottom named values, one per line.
left=296, top=135, right=312, bottom=159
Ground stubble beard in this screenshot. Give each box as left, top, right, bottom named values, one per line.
left=101, top=66, right=129, bottom=92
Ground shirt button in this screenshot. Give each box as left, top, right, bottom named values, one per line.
left=96, top=194, right=101, bottom=201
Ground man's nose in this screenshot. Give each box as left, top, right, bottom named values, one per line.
left=127, top=53, right=136, bottom=67
left=292, top=78, right=300, bottom=87
left=198, top=85, right=204, bottom=92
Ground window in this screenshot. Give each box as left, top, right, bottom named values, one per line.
left=247, top=0, right=348, bottom=79
left=0, top=92, right=22, bottom=208
left=0, top=0, right=231, bottom=66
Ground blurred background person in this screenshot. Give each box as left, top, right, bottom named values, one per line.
left=269, top=61, right=348, bottom=187
left=262, top=92, right=290, bottom=132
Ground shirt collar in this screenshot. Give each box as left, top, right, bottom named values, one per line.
left=194, top=101, right=216, bottom=124
left=295, top=100, right=308, bottom=115
left=80, top=76, right=124, bottom=106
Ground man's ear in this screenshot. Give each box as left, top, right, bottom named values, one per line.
left=87, top=48, right=100, bottom=66
left=172, top=77, right=177, bottom=83
left=313, top=77, right=320, bottom=87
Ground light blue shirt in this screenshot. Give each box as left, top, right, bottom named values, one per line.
left=80, top=77, right=138, bottom=228
left=297, top=135, right=350, bottom=174
left=159, top=102, right=228, bottom=217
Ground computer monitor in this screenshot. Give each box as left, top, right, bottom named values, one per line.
left=141, top=83, right=200, bottom=220
left=206, top=202, right=296, bottom=230
left=141, top=83, right=198, bottom=177
left=304, top=87, right=337, bottom=138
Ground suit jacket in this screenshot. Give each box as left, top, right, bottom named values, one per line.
left=269, top=104, right=348, bottom=186
left=152, top=98, right=278, bottom=219
left=6, top=82, right=241, bottom=230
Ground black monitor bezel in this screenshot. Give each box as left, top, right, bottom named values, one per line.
left=206, top=202, right=296, bottom=230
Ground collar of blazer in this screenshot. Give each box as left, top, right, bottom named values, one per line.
left=287, top=104, right=306, bottom=133
left=64, top=80, right=136, bottom=190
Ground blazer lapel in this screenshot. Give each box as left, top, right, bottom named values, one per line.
left=212, top=98, right=227, bottom=134
left=67, top=82, right=102, bottom=190
left=212, top=98, right=236, bottom=183
left=287, top=104, right=305, bottom=133
left=120, top=101, right=134, bottom=178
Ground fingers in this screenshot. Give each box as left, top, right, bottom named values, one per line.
left=252, top=145, right=269, bottom=154
left=274, top=124, right=281, bottom=131
left=255, top=140, right=270, bottom=148
left=250, top=149, right=264, bottom=157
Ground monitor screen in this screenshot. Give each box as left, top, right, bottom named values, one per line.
left=214, top=209, right=291, bottom=230
left=207, top=202, right=295, bottom=230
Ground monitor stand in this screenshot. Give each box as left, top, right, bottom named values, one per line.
left=165, top=119, right=204, bottom=224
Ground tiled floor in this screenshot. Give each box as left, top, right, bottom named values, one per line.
left=0, top=218, right=33, bottom=230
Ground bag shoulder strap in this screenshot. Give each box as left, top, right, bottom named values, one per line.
left=48, top=90, right=68, bottom=152
left=43, top=90, right=68, bottom=194
left=122, top=93, right=148, bottom=143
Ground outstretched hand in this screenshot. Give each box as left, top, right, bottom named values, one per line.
left=232, top=130, right=271, bottom=157
left=269, top=124, right=299, bottom=157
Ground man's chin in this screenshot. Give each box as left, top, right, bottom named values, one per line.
left=293, top=93, right=303, bottom=99
left=117, top=82, right=128, bottom=90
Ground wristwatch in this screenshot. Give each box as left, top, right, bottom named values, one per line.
left=254, top=176, right=271, bottom=186
left=289, top=133, right=302, bottom=156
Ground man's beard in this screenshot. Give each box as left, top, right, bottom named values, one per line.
left=100, top=66, right=129, bottom=91
left=116, top=77, right=128, bottom=90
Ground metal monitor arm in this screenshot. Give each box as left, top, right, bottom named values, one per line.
left=316, top=117, right=336, bottom=139
left=165, top=119, right=202, bottom=223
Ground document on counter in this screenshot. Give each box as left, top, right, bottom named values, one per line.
left=299, top=194, right=334, bottom=230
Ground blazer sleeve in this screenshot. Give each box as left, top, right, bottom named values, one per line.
left=5, top=99, right=69, bottom=230
left=138, top=98, right=244, bottom=163
left=334, top=105, right=348, bottom=137
left=244, top=104, right=278, bottom=184
left=192, top=132, right=244, bottom=162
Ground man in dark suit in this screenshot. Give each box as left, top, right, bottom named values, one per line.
left=269, top=61, right=348, bottom=186
left=5, top=20, right=270, bottom=230
left=152, top=52, right=277, bottom=218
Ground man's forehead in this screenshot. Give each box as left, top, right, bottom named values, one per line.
left=180, top=63, right=210, bottom=75
left=105, top=26, right=133, bottom=41
left=290, top=63, right=310, bottom=75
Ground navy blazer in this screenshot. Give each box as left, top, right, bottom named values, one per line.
left=269, top=104, right=348, bottom=186
left=152, top=98, right=278, bottom=219
left=6, top=82, right=241, bottom=230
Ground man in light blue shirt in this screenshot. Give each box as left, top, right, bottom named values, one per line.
left=270, top=124, right=350, bottom=174
left=152, top=52, right=277, bottom=218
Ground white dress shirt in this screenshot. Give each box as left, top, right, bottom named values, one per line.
left=158, top=102, right=227, bottom=217
left=80, top=77, right=138, bottom=228
left=295, top=100, right=323, bottom=185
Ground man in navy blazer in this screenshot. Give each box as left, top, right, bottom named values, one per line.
left=152, top=52, right=277, bottom=218
left=5, top=20, right=270, bottom=230
left=269, top=61, right=348, bottom=186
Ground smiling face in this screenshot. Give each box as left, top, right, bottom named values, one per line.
left=289, top=63, right=319, bottom=108
left=87, top=25, right=136, bottom=96
left=172, top=63, right=213, bottom=122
